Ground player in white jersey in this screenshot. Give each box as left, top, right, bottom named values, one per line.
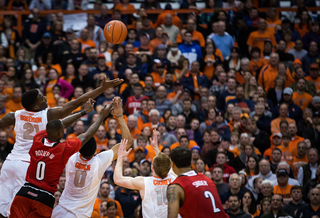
left=0, top=78, right=123, bottom=218
left=52, top=97, right=133, bottom=218
left=114, top=129, right=176, bottom=218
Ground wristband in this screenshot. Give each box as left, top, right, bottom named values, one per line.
left=116, top=115, right=122, bottom=118
left=80, top=110, right=87, bottom=116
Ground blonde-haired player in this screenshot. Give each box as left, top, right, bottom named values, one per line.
left=51, top=97, right=132, bottom=218
left=114, top=129, right=176, bottom=218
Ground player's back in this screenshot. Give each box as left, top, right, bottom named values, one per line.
left=143, top=174, right=176, bottom=218
left=26, top=130, right=81, bottom=194
left=6, top=108, right=48, bottom=162
left=171, top=170, right=228, bottom=218
left=56, top=150, right=114, bottom=218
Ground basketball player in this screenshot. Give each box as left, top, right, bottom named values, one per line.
left=51, top=97, right=133, bottom=218
left=9, top=101, right=114, bottom=218
left=167, top=147, right=228, bottom=218
left=0, top=77, right=122, bottom=218
left=114, top=129, right=176, bottom=218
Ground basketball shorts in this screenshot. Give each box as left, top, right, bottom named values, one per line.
left=0, top=159, right=29, bottom=217
left=10, top=183, right=55, bottom=218
left=52, top=205, right=78, bottom=218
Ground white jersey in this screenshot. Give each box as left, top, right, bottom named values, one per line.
left=6, top=108, right=49, bottom=162
left=142, top=174, right=176, bottom=218
left=55, top=150, right=114, bottom=218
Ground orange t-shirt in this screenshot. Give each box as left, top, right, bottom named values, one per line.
left=93, top=198, right=123, bottom=217
left=291, top=155, right=309, bottom=178
left=155, top=11, right=181, bottom=29
left=270, top=117, right=296, bottom=134
left=94, top=136, right=109, bottom=153
left=279, top=145, right=294, bottom=163
left=294, top=23, right=310, bottom=38
left=4, top=99, right=23, bottom=112
left=288, top=136, right=305, bottom=157
left=145, top=144, right=164, bottom=161
left=176, top=30, right=205, bottom=47
left=286, top=41, right=295, bottom=52
left=246, top=30, right=277, bottom=52
left=266, top=18, right=282, bottom=35
left=273, top=184, right=293, bottom=199
left=249, top=58, right=267, bottom=73
left=60, top=76, right=75, bottom=84
left=66, top=133, right=78, bottom=140
left=114, top=3, right=135, bottom=11
left=305, top=76, right=320, bottom=91
left=292, top=92, right=313, bottom=111
left=77, top=38, right=96, bottom=53
left=167, top=91, right=178, bottom=100
left=170, top=140, right=197, bottom=150
left=203, top=55, right=216, bottom=80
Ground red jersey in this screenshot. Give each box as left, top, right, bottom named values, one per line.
left=26, top=130, right=81, bottom=194
left=170, top=170, right=228, bottom=218
left=124, top=95, right=149, bottom=115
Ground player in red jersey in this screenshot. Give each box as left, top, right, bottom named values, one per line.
left=9, top=99, right=121, bottom=218
left=124, top=83, right=149, bottom=114
left=167, top=147, right=229, bottom=218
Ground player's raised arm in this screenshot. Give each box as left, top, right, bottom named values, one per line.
left=167, top=184, right=184, bottom=218
left=47, top=77, right=123, bottom=121
left=110, top=97, right=133, bottom=161
left=150, top=129, right=160, bottom=155
left=61, top=99, right=95, bottom=128
left=114, top=139, right=144, bottom=190
left=77, top=103, right=113, bottom=148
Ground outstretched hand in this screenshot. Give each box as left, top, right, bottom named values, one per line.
left=118, top=139, right=131, bottom=160
left=111, top=97, right=123, bottom=117
left=150, top=129, right=160, bottom=155
left=82, top=98, right=95, bottom=114
left=100, top=76, right=123, bottom=90
left=100, top=103, right=113, bottom=118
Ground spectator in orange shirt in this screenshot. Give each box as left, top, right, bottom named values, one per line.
left=114, top=0, right=135, bottom=11
left=94, top=125, right=109, bottom=153
left=134, top=33, right=153, bottom=54
left=77, top=28, right=96, bottom=53
left=288, top=122, right=304, bottom=157
left=167, top=80, right=183, bottom=104
left=249, top=47, right=267, bottom=74
left=271, top=103, right=296, bottom=134
left=154, top=4, right=181, bottom=29
left=305, top=63, right=320, bottom=95
left=290, top=66, right=316, bottom=96
left=292, top=78, right=313, bottom=111
left=151, top=59, right=169, bottom=87
left=291, top=141, right=309, bottom=178
left=149, top=27, right=165, bottom=51
left=176, top=19, right=205, bottom=47
left=247, top=19, right=277, bottom=53
left=266, top=7, right=282, bottom=35
left=280, top=134, right=294, bottom=163
left=294, top=10, right=311, bottom=38
left=4, top=85, right=23, bottom=112
left=66, top=120, right=85, bottom=140
left=273, top=169, right=293, bottom=204
left=126, top=115, right=141, bottom=140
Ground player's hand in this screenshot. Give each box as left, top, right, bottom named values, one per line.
left=100, top=103, right=113, bottom=118
left=118, top=139, right=131, bottom=160
left=100, top=76, right=123, bottom=90
left=150, top=129, right=160, bottom=155
left=111, top=97, right=123, bottom=117
left=82, top=98, right=95, bottom=114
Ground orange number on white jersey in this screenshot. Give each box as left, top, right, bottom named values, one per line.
left=23, top=123, right=40, bottom=140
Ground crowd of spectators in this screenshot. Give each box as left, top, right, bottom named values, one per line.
left=1, top=0, right=320, bottom=217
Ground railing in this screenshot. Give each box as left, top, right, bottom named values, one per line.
left=3, top=7, right=320, bottom=36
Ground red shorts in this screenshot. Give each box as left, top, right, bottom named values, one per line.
left=10, top=183, right=54, bottom=218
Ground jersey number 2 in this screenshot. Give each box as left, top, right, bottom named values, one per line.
left=204, top=191, right=221, bottom=213
left=155, top=187, right=168, bottom=205
left=23, top=123, right=40, bottom=140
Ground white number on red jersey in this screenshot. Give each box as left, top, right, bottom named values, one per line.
left=204, top=191, right=221, bottom=213
left=36, top=161, right=46, bottom=181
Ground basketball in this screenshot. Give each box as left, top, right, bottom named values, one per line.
left=104, top=20, right=127, bottom=44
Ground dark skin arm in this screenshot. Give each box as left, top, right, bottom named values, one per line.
left=77, top=103, right=113, bottom=148
left=0, top=112, right=15, bottom=129
left=167, top=184, right=184, bottom=218
left=61, top=99, right=95, bottom=128
left=47, top=77, right=123, bottom=121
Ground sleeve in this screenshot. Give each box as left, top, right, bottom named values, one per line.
left=63, top=138, right=82, bottom=165
left=297, top=166, right=303, bottom=186
left=115, top=201, right=124, bottom=216
left=246, top=33, right=254, bottom=46
left=96, top=150, right=114, bottom=178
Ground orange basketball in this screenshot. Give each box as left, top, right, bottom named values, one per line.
left=104, top=20, right=127, bottom=44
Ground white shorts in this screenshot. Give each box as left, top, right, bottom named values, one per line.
left=51, top=205, right=77, bottom=218
left=0, top=159, right=29, bottom=217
